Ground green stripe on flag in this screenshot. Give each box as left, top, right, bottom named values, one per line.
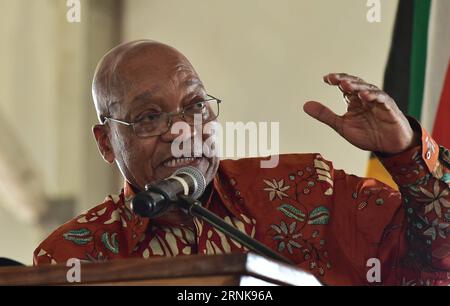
left=408, top=0, right=431, bottom=120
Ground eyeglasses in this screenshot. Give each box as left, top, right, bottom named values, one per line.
left=102, top=94, right=221, bottom=138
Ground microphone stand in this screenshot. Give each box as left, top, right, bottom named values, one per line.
left=177, top=194, right=293, bottom=265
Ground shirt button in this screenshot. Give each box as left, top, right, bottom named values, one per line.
left=426, top=150, right=431, bottom=160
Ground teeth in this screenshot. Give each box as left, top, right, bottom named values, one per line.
left=163, top=157, right=198, bottom=168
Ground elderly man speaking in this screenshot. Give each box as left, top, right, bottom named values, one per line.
left=34, top=40, right=449, bottom=286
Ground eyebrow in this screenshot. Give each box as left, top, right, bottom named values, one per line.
left=184, top=79, right=203, bottom=87
left=106, top=88, right=157, bottom=113
left=131, top=80, right=204, bottom=103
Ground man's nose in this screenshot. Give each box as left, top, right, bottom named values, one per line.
left=160, top=113, right=197, bottom=143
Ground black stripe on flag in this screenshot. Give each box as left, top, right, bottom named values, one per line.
left=383, top=0, right=414, bottom=114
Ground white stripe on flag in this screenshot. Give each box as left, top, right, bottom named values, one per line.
left=421, top=0, right=450, bottom=132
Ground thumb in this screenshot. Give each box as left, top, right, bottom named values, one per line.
left=303, top=101, right=343, bottom=134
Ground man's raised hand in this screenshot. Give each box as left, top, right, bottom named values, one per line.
left=303, top=73, right=419, bottom=155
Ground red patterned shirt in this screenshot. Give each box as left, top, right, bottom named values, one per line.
left=34, top=126, right=450, bottom=285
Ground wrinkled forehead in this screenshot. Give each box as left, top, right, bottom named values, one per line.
left=112, top=47, right=199, bottom=97
left=93, top=42, right=204, bottom=118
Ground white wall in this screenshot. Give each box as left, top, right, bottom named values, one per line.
left=0, top=206, right=39, bottom=265
left=0, top=0, right=120, bottom=265
left=122, top=0, right=399, bottom=175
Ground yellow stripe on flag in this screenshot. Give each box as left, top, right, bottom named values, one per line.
left=366, top=157, right=398, bottom=190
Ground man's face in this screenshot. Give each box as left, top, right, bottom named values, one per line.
left=97, top=48, right=220, bottom=190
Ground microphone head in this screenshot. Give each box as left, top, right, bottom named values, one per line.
left=172, top=166, right=206, bottom=200
left=131, top=191, right=166, bottom=218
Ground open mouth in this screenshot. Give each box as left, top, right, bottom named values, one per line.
left=162, top=157, right=203, bottom=168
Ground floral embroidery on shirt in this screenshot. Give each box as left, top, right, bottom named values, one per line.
left=101, top=232, right=119, bottom=254
left=314, top=157, right=334, bottom=196
left=419, top=181, right=450, bottom=218
left=421, top=217, right=449, bottom=241
left=262, top=165, right=334, bottom=277
left=308, top=206, right=330, bottom=225
left=271, top=221, right=302, bottom=254
left=85, top=252, right=108, bottom=263
left=63, top=228, right=93, bottom=245
left=77, top=207, right=107, bottom=223
left=277, top=204, right=306, bottom=222
left=263, top=179, right=290, bottom=201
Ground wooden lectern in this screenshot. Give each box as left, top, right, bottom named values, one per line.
left=0, top=253, right=321, bottom=286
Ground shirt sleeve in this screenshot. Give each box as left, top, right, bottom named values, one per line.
left=376, top=121, right=450, bottom=284
left=330, top=121, right=449, bottom=285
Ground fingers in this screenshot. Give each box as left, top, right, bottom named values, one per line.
left=339, top=80, right=378, bottom=94
left=325, top=73, right=393, bottom=111
left=303, top=101, right=343, bottom=134
left=325, top=73, right=378, bottom=94
left=343, top=94, right=364, bottom=112
left=358, top=90, right=386, bottom=102
left=358, top=90, right=392, bottom=111
left=324, top=73, right=364, bottom=85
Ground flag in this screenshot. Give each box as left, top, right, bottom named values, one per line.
left=366, top=0, right=450, bottom=188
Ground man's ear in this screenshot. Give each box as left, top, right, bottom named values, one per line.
left=92, top=124, right=115, bottom=164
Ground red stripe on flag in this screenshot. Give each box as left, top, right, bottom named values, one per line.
left=432, top=60, right=450, bottom=149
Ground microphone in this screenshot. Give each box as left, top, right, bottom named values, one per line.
left=131, top=166, right=206, bottom=218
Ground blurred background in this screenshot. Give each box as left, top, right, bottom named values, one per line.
left=0, top=0, right=401, bottom=264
